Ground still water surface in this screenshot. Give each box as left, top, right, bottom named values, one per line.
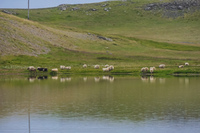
left=0, top=75, right=200, bottom=133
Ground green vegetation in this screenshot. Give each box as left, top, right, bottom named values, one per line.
left=0, top=0, right=200, bottom=76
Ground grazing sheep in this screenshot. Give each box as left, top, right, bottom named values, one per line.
left=37, top=67, right=48, bottom=72
left=141, top=67, right=146, bottom=72
left=185, top=62, right=189, bottom=66
left=43, top=68, right=48, bottom=72
left=83, top=64, right=87, bottom=68
left=105, top=64, right=109, bottom=68
left=103, top=67, right=110, bottom=72
left=94, top=65, right=100, bottom=69
left=141, top=67, right=148, bottom=72
left=102, top=65, right=114, bottom=72
left=150, top=67, right=156, bottom=73
left=60, top=65, right=65, bottom=69
left=159, top=64, right=165, bottom=68
left=65, top=66, right=71, bottom=70
left=27, top=66, right=36, bottom=72
left=51, top=68, right=58, bottom=72
left=179, top=65, right=184, bottom=68
left=108, top=65, right=114, bottom=71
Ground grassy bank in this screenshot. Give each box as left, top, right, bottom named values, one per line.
left=0, top=0, right=200, bottom=76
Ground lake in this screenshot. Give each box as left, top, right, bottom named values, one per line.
left=0, top=75, right=200, bottom=133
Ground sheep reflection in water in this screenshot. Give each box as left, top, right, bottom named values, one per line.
left=60, top=77, right=71, bottom=82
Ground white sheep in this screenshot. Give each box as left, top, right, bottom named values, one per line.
left=60, top=65, right=65, bottom=69
left=108, top=65, right=114, bottom=71
left=159, top=64, right=165, bottom=68
left=51, top=68, right=58, bottom=72
left=94, top=65, right=100, bottom=69
left=65, top=66, right=71, bottom=70
left=27, top=66, right=36, bottom=72
left=105, top=64, right=109, bottom=68
left=185, top=62, right=189, bottom=66
left=150, top=67, right=156, bottom=73
left=102, top=67, right=110, bottom=72
left=141, top=67, right=148, bottom=72
left=141, top=67, right=146, bottom=72
left=83, top=64, right=87, bottom=68
left=179, top=65, right=184, bottom=68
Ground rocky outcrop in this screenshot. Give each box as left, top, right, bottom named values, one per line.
left=144, top=0, right=200, bottom=18
left=97, top=36, right=113, bottom=41
left=2, top=10, right=17, bottom=15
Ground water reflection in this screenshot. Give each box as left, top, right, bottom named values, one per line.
left=27, top=75, right=115, bottom=83
left=28, top=76, right=48, bottom=82
left=150, top=76, right=156, bottom=83
left=60, top=77, right=72, bottom=82
left=159, top=78, right=166, bottom=84
left=102, top=76, right=114, bottom=82
left=94, top=77, right=100, bottom=82
left=83, top=77, right=87, bottom=82
left=0, top=76, right=200, bottom=133
left=51, top=76, right=58, bottom=80
left=28, top=76, right=36, bottom=83
left=141, top=76, right=167, bottom=84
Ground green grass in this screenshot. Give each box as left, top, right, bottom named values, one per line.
left=10, top=0, right=200, bottom=43
left=0, top=0, right=200, bottom=76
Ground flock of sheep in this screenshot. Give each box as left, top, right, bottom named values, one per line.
left=27, top=64, right=115, bottom=73
left=27, top=62, right=190, bottom=74
left=141, top=62, right=189, bottom=73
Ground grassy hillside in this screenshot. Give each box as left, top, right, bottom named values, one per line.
left=9, top=0, right=200, bottom=43
left=0, top=0, right=200, bottom=75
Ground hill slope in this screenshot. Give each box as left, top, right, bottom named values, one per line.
left=8, top=0, right=200, bottom=44
left=0, top=0, right=200, bottom=74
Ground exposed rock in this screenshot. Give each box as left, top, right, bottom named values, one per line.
left=104, top=7, right=111, bottom=12
left=145, top=0, right=200, bottom=11
left=102, top=4, right=108, bottom=7
left=144, top=0, right=200, bottom=18
left=72, top=7, right=80, bottom=11
left=2, top=10, right=17, bottom=15
left=89, top=8, right=97, bottom=11
left=58, top=4, right=70, bottom=11
left=104, top=8, right=109, bottom=11
left=97, top=36, right=113, bottom=41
